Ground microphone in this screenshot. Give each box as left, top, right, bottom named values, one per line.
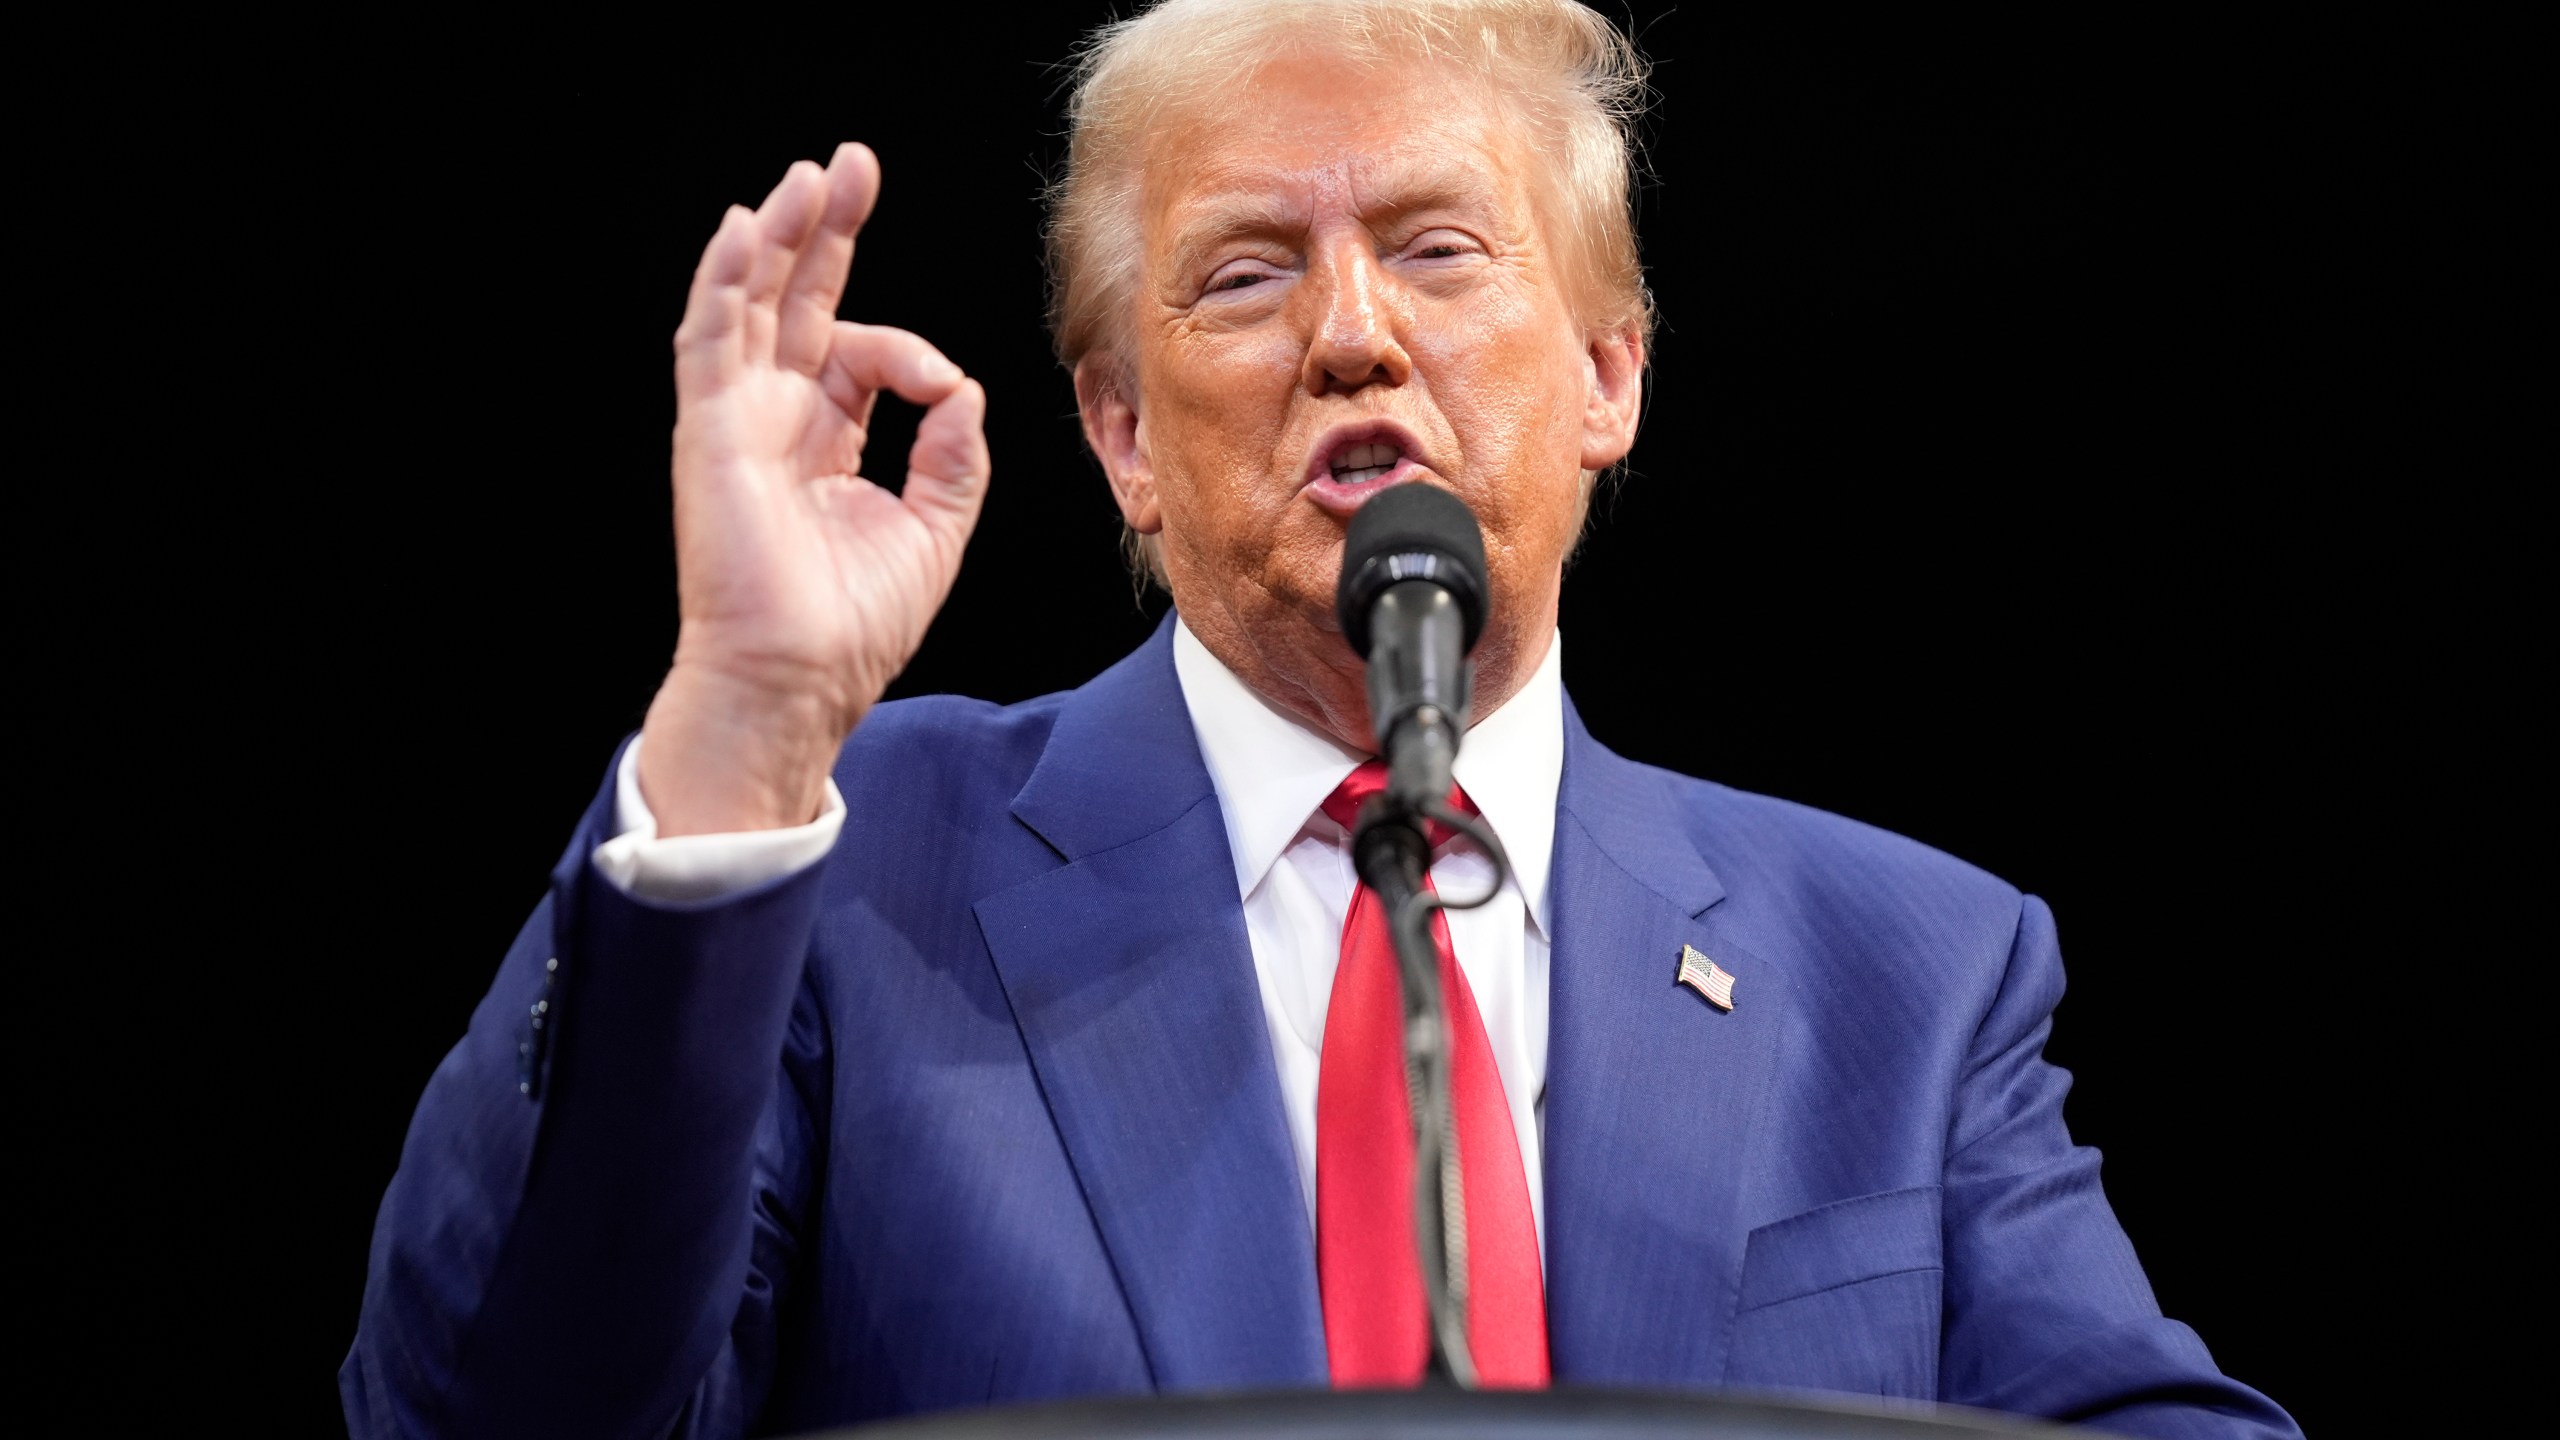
left=1334, top=482, right=1490, bottom=808
left=1333, top=480, right=1494, bottom=1386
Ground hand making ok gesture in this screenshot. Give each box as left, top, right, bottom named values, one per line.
left=639, top=143, right=991, bottom=836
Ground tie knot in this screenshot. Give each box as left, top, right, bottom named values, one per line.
left=1320, top=759, right=1476, bottom=843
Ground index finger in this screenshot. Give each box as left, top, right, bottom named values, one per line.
left=775, top=142, right=882, bottom=375
left=819, top=321, right=965, bottom=416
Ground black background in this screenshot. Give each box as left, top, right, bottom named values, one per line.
left=20, top=7, right=2533, bottom=1435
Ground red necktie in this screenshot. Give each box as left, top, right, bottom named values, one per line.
left=1316, top=761, right=1549, bottom=1387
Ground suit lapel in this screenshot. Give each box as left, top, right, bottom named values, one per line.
left=1543, top=699, right=1786, bottom=1386
left=974, top=619, right=1327, bottom=1388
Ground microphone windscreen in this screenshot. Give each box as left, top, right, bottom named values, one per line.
left=1335, top=483, right=1489, bottom=659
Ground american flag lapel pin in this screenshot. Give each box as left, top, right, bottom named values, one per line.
left=1677, top=944, right=1736, bottom=1012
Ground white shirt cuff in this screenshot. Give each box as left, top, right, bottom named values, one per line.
left=592, top=734, right=847, bottom=904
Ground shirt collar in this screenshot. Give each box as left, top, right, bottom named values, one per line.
left=1171, top=616, right=1564, bottom=938
left=1451, top=628, right=1563, bottom=940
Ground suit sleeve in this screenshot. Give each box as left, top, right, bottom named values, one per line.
left=1936, top=895, right=2299, bottom=1439
left=340, top=742, right=835, bottom=1440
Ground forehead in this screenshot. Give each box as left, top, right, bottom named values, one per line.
left=1140, top=52, right=1540, bottom=250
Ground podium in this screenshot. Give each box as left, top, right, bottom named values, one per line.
left=807, top=1389, right=2082, bottom=1439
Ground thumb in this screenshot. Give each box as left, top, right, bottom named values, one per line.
left=904, top=376, right=990, bottom=540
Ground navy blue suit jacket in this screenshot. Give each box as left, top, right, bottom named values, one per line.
left=344, top=620, right=2296, bottom=1438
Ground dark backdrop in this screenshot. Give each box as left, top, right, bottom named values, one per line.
left=22, top=8, right=2531, bottom=1434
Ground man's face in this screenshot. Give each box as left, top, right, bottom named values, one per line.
left=1083, top=50, right=1642, bottom=736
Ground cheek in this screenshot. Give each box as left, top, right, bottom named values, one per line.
left=1428, top=279, right=1583, bottom=445
left=1139, top=330, right=1326, bottom=581
left=1423, top=317, right=1589, bottom=556
left=1145, top=338, right=1291, bottom=500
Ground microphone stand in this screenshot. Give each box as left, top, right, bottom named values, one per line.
left=1351, top=718, right=1517, bottom=1390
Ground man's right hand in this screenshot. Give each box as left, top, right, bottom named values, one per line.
left=638, top=143, right=990, bottom=837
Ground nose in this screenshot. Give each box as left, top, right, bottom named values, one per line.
left=1300, top=241, right=1412, bottom=396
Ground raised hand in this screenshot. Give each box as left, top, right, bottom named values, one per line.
left=636, top=143, right=991, bottom=836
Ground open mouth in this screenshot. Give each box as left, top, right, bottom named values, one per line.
left=1328, top=440, right=1403, bottom=487
left=1302, top=423, right=1426, bottom=517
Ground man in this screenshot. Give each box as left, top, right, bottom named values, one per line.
left=345, top=3, right=2298, bottom=1436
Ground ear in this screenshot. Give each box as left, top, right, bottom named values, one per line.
left=1577, top=323, right=1645, bottom=472
left=1075, top=354, right=1162, bottom=535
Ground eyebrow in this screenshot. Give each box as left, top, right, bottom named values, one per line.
left=1161, top=157, right=1512, bottom=271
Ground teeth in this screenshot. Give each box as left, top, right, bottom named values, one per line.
left=1329, top=440, right=1402, bottom=480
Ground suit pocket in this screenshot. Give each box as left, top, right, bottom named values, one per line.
left=1725, top=1185, right=1942, bottom=1399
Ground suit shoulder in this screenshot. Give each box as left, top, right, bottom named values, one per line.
left=1689, top=773, right=2016, bottom=897
left=833, top=689, right=1067, bottom=817
left=1645, top=763, right=2027, bottom=960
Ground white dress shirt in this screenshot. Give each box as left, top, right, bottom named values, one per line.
left=598, top=620, right=1563, bottom=1260
left=1169, top=621, right=1559, bottom=1259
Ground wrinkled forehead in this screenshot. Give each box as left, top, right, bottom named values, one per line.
left=1135, top=52, right=1547, bottom=264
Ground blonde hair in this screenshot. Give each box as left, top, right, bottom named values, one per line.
left=1045, top=0, right=1655, bottom=588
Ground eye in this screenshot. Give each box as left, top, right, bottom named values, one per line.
left=1202, top=258, right=1287, bottom=297
left=1399, top=229, right=1483, bottom=265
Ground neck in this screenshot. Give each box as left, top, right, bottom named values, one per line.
left=1178, top=590, right=1558, bottom=756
